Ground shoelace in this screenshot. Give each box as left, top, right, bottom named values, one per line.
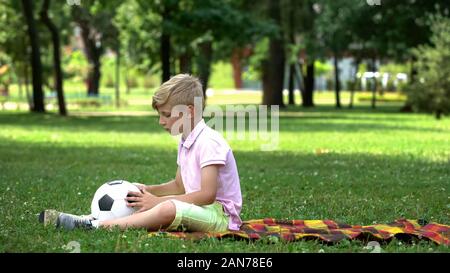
left=74, top=218, right=92, bottom=229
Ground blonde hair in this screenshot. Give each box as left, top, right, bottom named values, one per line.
left=152, top=74, right=204, bottom=110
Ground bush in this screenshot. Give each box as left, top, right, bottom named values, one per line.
left=64, top=50, right=88, bottom=82
left=406, top=15, right=450, bottom=119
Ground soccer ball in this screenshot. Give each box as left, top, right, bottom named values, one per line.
left=91, top=180, right=140, bottom=221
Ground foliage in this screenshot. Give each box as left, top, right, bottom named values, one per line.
left=242, top=38, right=269, bottom=81
left=314, top=60, right=332, bottom=77
left=63, top=50, right=89, bottom=82
left=406, top=15, right=450, bottom=119
left=209, top=62, right=234, bottom=89
left=379, top=63, right=409, bottom=76
left=0, top=0, right=28, bottom=80
left=114, top=0, right=161, bottom=73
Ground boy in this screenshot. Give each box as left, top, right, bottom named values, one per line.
left=39, top=74, right=242, bottom=232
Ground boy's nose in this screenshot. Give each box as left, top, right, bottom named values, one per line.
left=159, top=116, right=166, bottom=125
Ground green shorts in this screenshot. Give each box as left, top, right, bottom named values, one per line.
left=166, top=200, right=229, bottom=232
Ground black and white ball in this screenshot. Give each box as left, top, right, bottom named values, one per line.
left=91, top=180, right=140, bottom=221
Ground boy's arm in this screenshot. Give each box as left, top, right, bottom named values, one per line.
left=127, top=165, right=219, bottom=211
left=160, top=164, right=218, bottom=205
left=140, top=167, right=185, bottom=196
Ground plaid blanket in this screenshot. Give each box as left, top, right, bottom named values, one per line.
left=148, top=218, right=449, bottom=245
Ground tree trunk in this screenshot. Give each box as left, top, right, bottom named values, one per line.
left=160, top=34, right=171, bottom=83
left=263, top=38, right=285, bottom=106
left=287, top=1, right=295, bottom=106
left=409, top=56, right=418, bottom=84
left=262, top=0, right=285, bottom=107
left=24, top=64, right=32, bottom=109
left=196, top=41, right=213, bottom=100
left=303, top=61, right=315, bottom=107
left=18, top=74, right=23, bottom=99
left=89, top=57, right=101, bottom=96
left=40, top=0, right=67, bottom=116
left=125, top=64, right=130, bottom=94
left=115, top=45, right=120, bottom=108
left=21, top=0, right=45, bottom=113
left=435, top=110, right=442, bottom=120
left=296, top=62, right=305, bottom=98
left=72, top=7, right=103, bottom=96
left=400, top=58, right=416, bottom=112
left=179, top=51, right=192, bottom=74
left=160, top=2, right=175, bottom=83
left=333, top=52, right=341, bottom=108
left=349, top=59, right=360, bottom=109
left=231, top=48, right=243, bottom=89
left=78, top=27, right=102, bottom=96
left=288, top=63, right=295, bottom=105
left=371, top=57, right=377, bottom=109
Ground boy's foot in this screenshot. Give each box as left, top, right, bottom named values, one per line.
left=39, top=209, right=94, bottom=230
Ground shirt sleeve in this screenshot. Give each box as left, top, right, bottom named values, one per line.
left=199, top=138, right=229, bottom=168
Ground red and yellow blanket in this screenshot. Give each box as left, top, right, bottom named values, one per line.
left=148, top=218, right=449, bottom=245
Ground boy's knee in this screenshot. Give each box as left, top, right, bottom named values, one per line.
left=156, top=200, right=176, bottom=221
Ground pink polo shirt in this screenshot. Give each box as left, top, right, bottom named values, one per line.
left=176, top=119, right=242, bottom=230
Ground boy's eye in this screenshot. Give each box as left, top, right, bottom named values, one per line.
left=163, top=113, right=171, bottom=118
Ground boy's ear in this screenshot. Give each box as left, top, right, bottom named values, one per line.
left=188, top=105, right=195, bottom=117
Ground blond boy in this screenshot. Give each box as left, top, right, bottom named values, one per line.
left=40, top=74, right=242, bottom=232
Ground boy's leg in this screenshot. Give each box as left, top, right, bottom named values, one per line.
left=39, top=209, right=94, bottom=230
left=99, top=200, right=176, bottom=231
left=165, top=200, right=229, bottom=232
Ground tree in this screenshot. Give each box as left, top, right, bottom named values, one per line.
left=406, top=15, right=450, bottom=119
left=0, top=0, right=29, bottom=100
left=262, top=0, right=285, bottom=107
left=40, top=0, right=67, bottom=116
left=169, top=0, right=274, bottom=99
left=159, top=0, right=178, bottom=82
left=127, top=0, right=178, bottom=84
left=315, top=0, right=359, bottom=108
left=349, top=0, right=450, bottom=111
left=21, top=0, right=45, bottom=112
left=70, top=0, right=120, bottom=96
left=114, top=0, right=161, bottom=92
left=282, top=0, right=318, bottom=107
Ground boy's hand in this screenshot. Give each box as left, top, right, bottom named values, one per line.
left=132, top=182, right=147, bottom=192
left=126, top=188, right=159, bottom=213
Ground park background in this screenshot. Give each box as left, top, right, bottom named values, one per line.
left=0, top=0, right=449, bottom=252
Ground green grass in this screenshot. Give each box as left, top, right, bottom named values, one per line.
left=0, top=104, right=449, bottom=253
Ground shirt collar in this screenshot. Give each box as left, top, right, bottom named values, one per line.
left=180, top=119, right=207, bottom=149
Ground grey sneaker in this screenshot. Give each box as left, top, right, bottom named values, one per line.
left=39, top=209, right=93, bottom=230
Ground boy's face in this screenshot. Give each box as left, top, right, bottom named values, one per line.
left=157, top=102, right=193, bottom=136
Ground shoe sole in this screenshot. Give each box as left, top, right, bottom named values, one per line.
left=38, top=210, right=60, bottom=226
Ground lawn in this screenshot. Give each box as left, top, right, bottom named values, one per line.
left=0, top=103, right=449, bottom=253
